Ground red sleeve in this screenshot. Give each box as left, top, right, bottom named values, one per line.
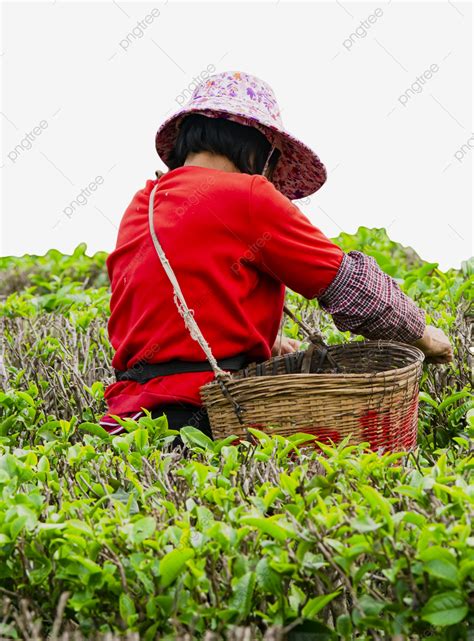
left=247, top=175, right=344, bottom=299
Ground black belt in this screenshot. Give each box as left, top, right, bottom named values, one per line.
left=115, top=354, right=250, bottom=384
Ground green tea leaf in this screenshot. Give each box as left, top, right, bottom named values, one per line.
left=302, top=590, right=341, bottom=619
left=229, top=571, right=256, bottom=618
left=159, top=547, right=194, bottom=588
left=130, top=516, right=156, bottom=544
left=421, top=591, right=468, bottom=626
left=239, top=516, right=296, bottom=541
left=180, top=426, right=214, bottom=450
left=419, top=546, right=459, bottom=585
left=78, top=422, right=111, bottom=440
left=119, top=593, right=136, bottom=623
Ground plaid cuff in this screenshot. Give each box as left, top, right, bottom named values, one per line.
left=319, top=251, right=426, bottom=343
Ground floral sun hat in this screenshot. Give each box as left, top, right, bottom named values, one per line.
left=155, top=71, right=327, bottom=200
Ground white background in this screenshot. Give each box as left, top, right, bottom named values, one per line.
left=1, top=0, right=472, bottom=270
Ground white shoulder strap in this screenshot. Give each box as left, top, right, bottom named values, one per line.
left=148, top=183, right=229, bottom=380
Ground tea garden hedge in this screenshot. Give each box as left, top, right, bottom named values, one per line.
left=0, top=228, right=472, bottom=640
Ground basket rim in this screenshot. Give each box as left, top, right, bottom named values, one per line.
left=326, top=339, right=424, bottom=358
left=201, top=364, right=422, bottom=395
left=201, top=340, right=424, bottom=392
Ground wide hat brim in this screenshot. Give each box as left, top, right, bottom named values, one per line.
left=155, top=99, right=327, bottom=201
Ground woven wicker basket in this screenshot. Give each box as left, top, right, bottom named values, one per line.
left=200, top=341, right=424, bottom=452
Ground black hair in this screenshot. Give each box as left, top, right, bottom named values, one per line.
left=168, top=114, right=279, bottom=177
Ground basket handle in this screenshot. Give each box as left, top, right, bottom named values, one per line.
left=283, top=304, right=326, bottom=346
left=147, top=183, right=245, bottom=421
left=283, top=304, right=341, bottom=372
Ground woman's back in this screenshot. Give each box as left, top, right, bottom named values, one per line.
left=104, top=165, right=343, bottom=416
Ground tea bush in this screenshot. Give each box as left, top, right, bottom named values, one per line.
left=0, top=227, right=472, bottom=640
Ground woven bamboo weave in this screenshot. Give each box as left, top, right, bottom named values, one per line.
left=200, top=341, right=424, bottom=452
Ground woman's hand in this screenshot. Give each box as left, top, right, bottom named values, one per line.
left=413, top=325, right=453, bottom=363
left=271, top=335, right=302, bottom=356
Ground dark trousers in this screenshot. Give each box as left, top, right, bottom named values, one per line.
left=151, top=404, right=213, bottom=440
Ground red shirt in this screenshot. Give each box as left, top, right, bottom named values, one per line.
left=104, top=166, right=344, bottom=415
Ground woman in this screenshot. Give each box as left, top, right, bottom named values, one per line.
left=100, top=71, right=452, bottom=437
